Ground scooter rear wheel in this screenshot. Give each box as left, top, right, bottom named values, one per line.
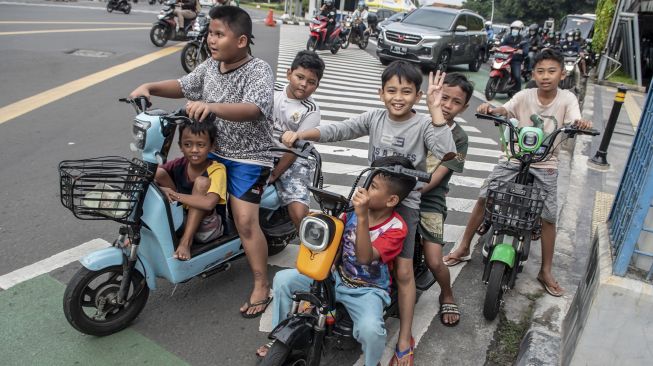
left=63, top=265, right=149, bottom=336
left=483, top=261, right=506, bottom=321
left=181, top=42, right=201, bottom=73
left=260, top=340, right=293, bottom=366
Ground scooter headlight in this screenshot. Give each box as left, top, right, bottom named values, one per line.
left=518, top=127, right=544, bottom=153
left=131, top=119, right=151, bottom=151
left=300, top=216, right=332, bottom=252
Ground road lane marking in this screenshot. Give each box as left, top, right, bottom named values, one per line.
left=0, top=44, right=183, bottom=125
left=0, top=26, right=151, bottom=36
left=0, top=21, right=151, bottom=25
left=0, top=238, right=110, bottom=290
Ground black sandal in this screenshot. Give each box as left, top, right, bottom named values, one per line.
left=240, top=296, right=272, bottom=319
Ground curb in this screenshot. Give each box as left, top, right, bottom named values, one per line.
left=278, top=19, right=309, bottom=26
left=597, top=79, right=646, bottom=93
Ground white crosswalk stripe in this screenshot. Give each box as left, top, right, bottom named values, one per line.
left=261, top=25, right=501, bottom=363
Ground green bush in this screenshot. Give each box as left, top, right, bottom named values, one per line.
left=593, top=0, right=617, bottom=53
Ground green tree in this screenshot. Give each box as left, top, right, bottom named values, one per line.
left=463, top=0, right=596, bottom=26
left=593, top=0, right=617, bottom=52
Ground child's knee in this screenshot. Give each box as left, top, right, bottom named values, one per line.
left=355, top=316, right=386, bottom=342
left=394, top=260, right=414, bottom=285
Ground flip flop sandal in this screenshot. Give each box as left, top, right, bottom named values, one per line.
left=537, top=277, right=563, bottom=297
left=388, top=337, right=414, bottom=366
left=439, top=303, right=461, bottom=327
left=443, top=254, right=472, bottom=267
left=240, top=296, right=273, bottom=319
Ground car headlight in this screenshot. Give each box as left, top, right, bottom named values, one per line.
left=299, top=216, right=332, bottom=252
left=132, top=119, right=151, bottom=150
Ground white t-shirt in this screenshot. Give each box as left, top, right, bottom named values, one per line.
left=272, top=82, right=321, bottom=157
left=502, top=88, right=582, bottom=169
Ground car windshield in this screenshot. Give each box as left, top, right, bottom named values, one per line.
left=401, top=9, right=455, bottom=29
left=562, top=16, right=594, bottom=38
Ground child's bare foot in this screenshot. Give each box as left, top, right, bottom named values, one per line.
left=174, top=238, right=192, bottom=261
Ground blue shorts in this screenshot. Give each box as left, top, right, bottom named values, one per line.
left=209, top=154, right=270, bottom=204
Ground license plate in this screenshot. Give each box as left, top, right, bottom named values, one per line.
left=391, top=45, right=407, bottom=55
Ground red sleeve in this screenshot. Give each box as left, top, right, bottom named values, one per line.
left=372, top=227, right=407, bottom=264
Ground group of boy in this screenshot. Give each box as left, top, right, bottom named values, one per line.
left=128, top=5, right=591, bottom=365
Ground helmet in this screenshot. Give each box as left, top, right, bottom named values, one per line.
left=357, top=0, right=364, bottom=8
left=510, top=20, right=524, bottom=30
left=324, top=0, right=333, bottom=6
left=555, top=31, right=561, bottom=39
left=565, top=31, right=574, bottom=41
left=573, top=28, right=582, bottom=39
left=485, top=20, right=492, bottom=27
left=529, top=23, right=538, bottom=32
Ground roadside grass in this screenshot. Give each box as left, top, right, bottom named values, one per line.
left=607, top=70, right=636, bottom=86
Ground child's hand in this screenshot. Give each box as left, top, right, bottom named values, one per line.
left=186, top=101, right=212, bottom=122
left=352, top=187, right=370, bottom=216
left=573, top=118, right=593, bottom=130
left=477, top=103, right=495, bottom=115
left=427, top=70, right=446, bottom=109
left=281, top=131, right=299, bottom=148
left=160, top=187, right=178, bottom=203
left=129, top=84, right=151, bottom=100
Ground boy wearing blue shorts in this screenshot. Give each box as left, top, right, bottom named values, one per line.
left=130, top=6, right=275, bottom=317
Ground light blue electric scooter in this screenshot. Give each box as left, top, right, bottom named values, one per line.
left=58, top=97, right=321, bottom=336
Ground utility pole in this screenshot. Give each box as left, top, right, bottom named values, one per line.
left=491, top=0, right=495, bottom=23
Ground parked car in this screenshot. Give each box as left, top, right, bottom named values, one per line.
left=376, top=6, right=487, bottom=72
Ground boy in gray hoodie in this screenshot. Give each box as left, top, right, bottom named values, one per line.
left=282, top=61, right=456, bottom=365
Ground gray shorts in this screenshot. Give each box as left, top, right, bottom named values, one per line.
left=478, top=161, right=558, bottom=223
left=395, top=205, right=419, bottom=259
left=274, top=159, right=315, bottom=207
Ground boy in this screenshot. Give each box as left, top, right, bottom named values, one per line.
left=444, top=48, right=593, bottom=297
left=270, top=50, right=325, bottom=230
left=418, top=73, right=472, bottom=327
left=155, top=121, right=227, bottom=261
left=282, top=61, right=456, bottom=366
left=129, top=6, right=276, bottom=318
left=258, top=156, right=418, bottom=366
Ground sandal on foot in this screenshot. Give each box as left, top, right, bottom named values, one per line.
left=439, top=303, right=461, bottom=327
left=443, top=254, right=471, bottom=267
left=256, top=340, right=275, bottom=359
left=536, top=276, right=564, bottom=297
left=388, top=337, right=414, bottom=366
left=240, top=296, right=273, bottom=319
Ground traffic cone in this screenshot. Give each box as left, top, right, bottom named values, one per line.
left=265, top=9, right=276, bottom=27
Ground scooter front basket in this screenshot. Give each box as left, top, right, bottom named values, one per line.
left=59, top=156, right=151, bottom=224
left=485, top=180, right=544, bottom=231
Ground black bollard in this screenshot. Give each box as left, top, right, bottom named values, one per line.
left=590, top=86, right=628, bottom=168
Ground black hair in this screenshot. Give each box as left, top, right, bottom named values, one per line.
left=533, top=48, right=564, bottom=68
left=209, top=5, right=254, bottom=47
left=443, top=72, right=474, bottom=104
left=370, top=156, right=418, bottom=202
left=381, top=61, right=422, bottom=92
left=290, top=51, right=326, bottom=81
left=178, top=121, right=217, bottom=146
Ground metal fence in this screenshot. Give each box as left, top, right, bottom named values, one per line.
left=609, top=85, right=653, bottom=280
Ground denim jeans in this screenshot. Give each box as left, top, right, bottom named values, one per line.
left=272, top=269, right=390, bottom=366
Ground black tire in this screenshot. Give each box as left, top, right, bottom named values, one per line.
left=150, top=24, right=169, bottom=47
left=63, top=265, right=149, bottom=336
left=341, top=33, right=350, bottom=49
left=358, top=34, right=369, bottom=49
left=106, top=3, right=113, bottom=12
left=469, top=50, right=483, bottom=72
left=380, top=58, right=391, bottom=66
left=485, top=77, right=499, bottom=101
left=330, top=42, right=340, bottom=55
left=483, top=261, right=506, bottom=321
left=306, top=37, right=318, bottom=52
left=435, top=50, right=450, bottom=71
left=123, top=4, right=131, bottom=14
left=260, top=340, right=292, bottom=366
left=181, top=42, right=200, bottom=73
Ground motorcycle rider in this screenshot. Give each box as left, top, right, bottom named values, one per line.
left=560, top=30, right=588, bottom=77
left=351, top=1, right=368, bottom=39
left=485, top=20, right=494, bottom=41
left=526, top=23, right=541, bottom=73
left=174, top=0, right=200, bottom=34
left=501, top=20, right=529, bottom=94
left=320, top=0, right=338, bottom=45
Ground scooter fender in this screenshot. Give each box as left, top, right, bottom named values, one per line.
left=79, top=247, right=157, bottom=290
left=489, top=69, right=504, bottom=78
left=269, top=316, right=314, bottom=349
left=489, top=243, right=516, bottom=268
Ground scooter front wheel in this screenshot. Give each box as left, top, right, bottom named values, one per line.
left=123, top=3, right=131, bottom=14
left=483, top=261, right=506, bottom=321
left=260, top=340, right=293, bottom=366
left=306, top=37, right=318, bottom=52
left=181, top=42, right=201, bottom=73
left=63, top=265, right=149, bottom=336
left=485, top=77, right=499, bottom=101
left=150, top=24, right=169, bottom=47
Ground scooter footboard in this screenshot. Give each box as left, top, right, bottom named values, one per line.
left=269, top=315, right=315, bottom=350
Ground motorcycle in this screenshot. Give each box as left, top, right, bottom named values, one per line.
left=560, top=49, right=580, bottom=91
left=340, top=15, right=352, bottom=49
left=181, top=13, right=210, bottom=73
left=306, top=15, right=344, bottom=54
left=484, top=44, right=527, bottom=101
left=348, top=17, right=370, bottom=50
left=107, top=0, right=131, bottom=14
left=150, top=0, right=195, bottom=47
left=148, top=0, right=165, bottom=5
left=59, top=97, right=300, bottom=336
left=474, top=113, right=599, bottom=321
left=260, top=151, right=456, bottom=366
left=367, top=12, right=379, bottom=39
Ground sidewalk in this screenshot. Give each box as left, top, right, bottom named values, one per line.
left=515, top=81, right=643, bottom=365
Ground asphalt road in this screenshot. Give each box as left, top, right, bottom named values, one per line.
left=0, top=2, right=509, bottom=365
